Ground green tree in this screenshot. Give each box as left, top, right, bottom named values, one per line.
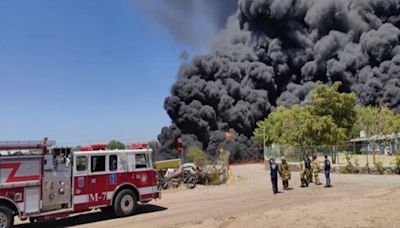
left=310, top=81, right=357, bottom=138
left=268, top=106, right=313, bottom=146
left=73, top=145, right=81, bottom=151
left=392, top=114, right=400, bottom=134
left=254, top=118, right=271, bottom=147
left=354, top=106, right=397, bottom=163
left=308, top=115, right=346, bottom=146
left=107, top=140, right=125, bottom=150
left=253, top=82, right=367, bottom=161
left=255, top=106, right=306, bottom=146
left=254, top=105, right=346, bottom=147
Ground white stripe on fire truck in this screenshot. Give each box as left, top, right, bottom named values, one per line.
left=73, top=195, right=89, bottom=204
left=73, top=186, right=158, bottom=204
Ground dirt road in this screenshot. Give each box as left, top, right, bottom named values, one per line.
left=15, top=164, right=400, bottom=228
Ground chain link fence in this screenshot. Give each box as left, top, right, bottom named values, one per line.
left=264, top=143, right=398, bottom=167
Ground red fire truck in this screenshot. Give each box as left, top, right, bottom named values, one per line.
left=0, top=139, right=160, bottom=227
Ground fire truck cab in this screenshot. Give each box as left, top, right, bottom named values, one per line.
left=0, top=140, right=160, bottom=228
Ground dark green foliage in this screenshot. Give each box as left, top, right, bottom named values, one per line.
left=107, top=140, right=125, bottom=150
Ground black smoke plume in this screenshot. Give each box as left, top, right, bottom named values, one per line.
left=157, top=0, right=400, bottom=160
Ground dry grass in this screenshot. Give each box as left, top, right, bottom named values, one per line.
left=333, top=153, right=397, bottom=167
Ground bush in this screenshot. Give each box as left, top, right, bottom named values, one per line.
left=187, top=147, right=209, bottom=167
left=208, top=169, right=224, bottom=185
left=395, top=153, right=400, bottom=174
left=374, top=160, right=384, bottom=175
left=340, top=152, right=357, bottom=173
left=363, top=163, right=371, bottom=174
left=340, top=164, right=357, bottom=174
left=208, top=167, right=229, bottom=185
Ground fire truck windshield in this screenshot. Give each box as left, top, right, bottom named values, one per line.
left=135, top=153, right=149, bottom=169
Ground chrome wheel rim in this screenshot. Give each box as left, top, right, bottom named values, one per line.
left=120, top=195, right=134, bottom=213
left=0, top=212, right=7, bottom=228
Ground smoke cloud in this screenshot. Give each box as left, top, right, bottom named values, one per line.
left=134, top=0, right=237, bottom=49
left=157, top=0, right=400, bottom=160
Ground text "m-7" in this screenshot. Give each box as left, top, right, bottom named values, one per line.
left=89, top=192, right=107, bottom=202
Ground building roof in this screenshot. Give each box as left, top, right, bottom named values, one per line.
left=351, top=133, right=400, bottom=142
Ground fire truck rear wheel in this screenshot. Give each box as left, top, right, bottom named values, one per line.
left=113, top=189, right=137, bottom=217
left=0, top=206, right=13, bottom=228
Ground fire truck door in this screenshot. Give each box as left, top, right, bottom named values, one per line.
left=88, top=155, right=108, bottom=207
left=73, top=155, right=89, bottom=210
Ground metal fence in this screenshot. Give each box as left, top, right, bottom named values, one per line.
left=264, top=144, right=398, bottom=167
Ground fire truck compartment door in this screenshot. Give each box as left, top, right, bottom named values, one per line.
left=24, top=186, right=40, bottom=214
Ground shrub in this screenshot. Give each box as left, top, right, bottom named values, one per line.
left=364, top=163, right=371, bottom=174
left=187, top=147, right=209, bottom=167
left=340, top=152, right=357, bottom=173
left=374, top=160, right=384, bottom=175
left=395, top=153, right=400, bottom=174
left=208, top=168, right=226, bottom=185
left=340, top=164, right=357, bottom=174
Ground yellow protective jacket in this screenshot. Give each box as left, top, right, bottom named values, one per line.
left=279, top=162, right=291, bottom=180
left=300, top=161, right=306, bottom=177
left=312, top=159, right=319, bottom=174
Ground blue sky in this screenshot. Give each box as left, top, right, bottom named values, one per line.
left=0, top=0, right=207, bottom=146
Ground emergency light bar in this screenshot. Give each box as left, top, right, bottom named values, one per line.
left=129, top=144, right=148, bottom=149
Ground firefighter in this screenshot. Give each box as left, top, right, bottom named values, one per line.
left=306, top=156, right=312, bottom=183
left=312, top=155, right=321, bottom=185
left=300, top=157, right=308, bottom=187
left=324, top=155, right=332, bottom=187
left=269, top=158, right=280, bottom=194
left=279, top=156, right=291, bottom=190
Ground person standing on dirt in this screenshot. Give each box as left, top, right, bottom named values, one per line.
left=306, top=156, right=312, bottom=183
left=279, top=157, right=291, bottom=190
left=300, top=157, right=309, bottom=187
left=312, top=155, right=321, bottom=185
left=269, top=158, right=280, bottom=194
left=324, top=155, right=332, bottom=187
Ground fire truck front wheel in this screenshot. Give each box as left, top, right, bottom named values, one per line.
left=113, top=189, right=137, bottom=217
left=0, top=206, right=14, bottom=228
